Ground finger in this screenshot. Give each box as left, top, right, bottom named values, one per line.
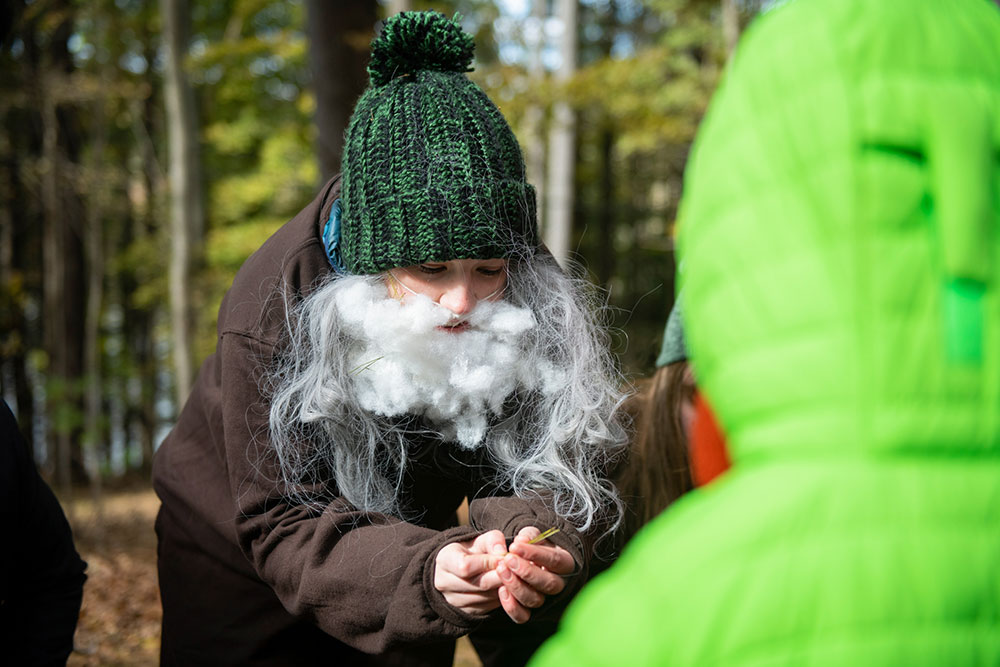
left=444, top=590, right=502, bottom=614
left=496, top=558, right=546, bottom=609
left=436, top=570, right=502, bottom=594
left=437, top=543, right=499, bottom=581
left=475, top=569, right=503, bottom=590
left=435, top=551, right=505, bottom=592
left=469, top=530, right=509, bottom=571
left=512, top=526, right=542, bottom=544
left=498, top=585, right=531, bottom=624
left=473, top=529, right=510, bottom=556
left=508, top=542, right=574, bottom=575
left=500, top=553, right=565, bottom=596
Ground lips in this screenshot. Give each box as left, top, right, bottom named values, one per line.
left=438, top=321, right=470, bottom=333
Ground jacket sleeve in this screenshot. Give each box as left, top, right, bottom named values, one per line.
left=219, top=331, right=484, bottom=654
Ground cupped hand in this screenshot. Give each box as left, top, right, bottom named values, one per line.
left=434, top=530, right=507, bottom=615
left=495, top=526, right=575, bottom=624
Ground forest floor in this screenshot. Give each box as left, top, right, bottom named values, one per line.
left=64, top=484, right=161, bottom=666
left=60, top=484, right=481, bottom=666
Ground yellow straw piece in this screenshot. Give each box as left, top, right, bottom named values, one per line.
left=387, top=273, right=405, bottom=301
left=349, top=356, right=384, bottom=375
left=527, top=527, right=560, bottom=545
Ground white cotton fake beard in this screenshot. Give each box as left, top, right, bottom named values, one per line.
left=334, top=276, right=542, bottom=448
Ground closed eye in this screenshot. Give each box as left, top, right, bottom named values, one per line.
left=477, top=267, right=504, bottom=277
left=417, top=264, right=446, bottom=274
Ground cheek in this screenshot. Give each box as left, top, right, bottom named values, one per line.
left=479, top=275, right=507, bottom=301
left=389, top=273, right=438, bottom=301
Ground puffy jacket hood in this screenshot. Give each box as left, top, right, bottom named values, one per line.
left=678, top=0, right=1000, bottom=464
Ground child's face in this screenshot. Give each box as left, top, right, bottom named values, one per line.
left=386, top=259, right=508, bottom=332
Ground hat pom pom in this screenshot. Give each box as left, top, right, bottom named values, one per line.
left=368, top=11, right=475, bottom=87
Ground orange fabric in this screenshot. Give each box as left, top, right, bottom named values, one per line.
left=689, top=392, right=731, bottom=486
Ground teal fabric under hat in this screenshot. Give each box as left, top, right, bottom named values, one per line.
left=338, top=11, right=539, bottom=275
left=655, top=298, right=686, bottom=367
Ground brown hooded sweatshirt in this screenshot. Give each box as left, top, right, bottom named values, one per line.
left=152, top=176, right=591, bottom=666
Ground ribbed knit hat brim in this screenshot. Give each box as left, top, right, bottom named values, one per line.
left=345, top=178, right=537, bottom=271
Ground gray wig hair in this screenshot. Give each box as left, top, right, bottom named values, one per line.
left=266, top=254, right=628, bottom=533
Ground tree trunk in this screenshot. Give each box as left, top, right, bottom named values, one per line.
left=306, top=0, right=376, bottom=182
left=722, top=0, right=740, bottom=59
left=597, top=127, right=615, bottom=287
left=135, top=39, right=164, bottom=470
left=595, top=3, right=618, bottom=287
left=41, top=0, right=89, bottom=494
left=0, top=41, right=38, bottom=460
left=41, top=90, right=73, bottom=499
left=544, top=0, right=577, bottom=266
left=161, top=0, right=204, bottom=407
left=523, top=0, right=547, bottom=231
left=6, top=0, right=85, bottom=482
left=0, top=130, right=15, bottom=400
left=386, top=0, right=412, bottom=15
left=83, top=42, right=108, bottom=537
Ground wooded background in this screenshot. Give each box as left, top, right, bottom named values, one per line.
left=0, top=0, right=765, bottom=499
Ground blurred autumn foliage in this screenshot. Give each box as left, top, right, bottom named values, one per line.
left=3, top=1, right=763, bottom=661
left=2, top=0, right=764, bottom=485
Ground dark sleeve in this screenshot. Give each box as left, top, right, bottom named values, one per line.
left=218, top=332, right=485, bottom=654
left=0, top=400, right=87, bottom=667
left=469, top=614, right=560, bottom=667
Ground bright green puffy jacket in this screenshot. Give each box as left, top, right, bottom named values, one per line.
left=531, top=0, right=1000, bottom=664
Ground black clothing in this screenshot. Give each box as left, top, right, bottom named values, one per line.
left=0, top=399, right=87, bottom=666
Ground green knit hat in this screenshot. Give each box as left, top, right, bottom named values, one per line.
left=337, top=11, right=539, bottom=275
